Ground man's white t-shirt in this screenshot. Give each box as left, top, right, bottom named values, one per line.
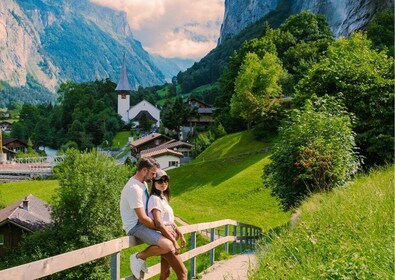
left=147, top=195, right=175, bottom=224
left=120, top=176, right=149, bottom=234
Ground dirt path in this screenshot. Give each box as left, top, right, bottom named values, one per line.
left=200, top=252, right=257, bottom=280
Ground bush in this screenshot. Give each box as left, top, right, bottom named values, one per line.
left=3, top=149, right=133, bottom=279
left=263, top=95, right=359, bottom=209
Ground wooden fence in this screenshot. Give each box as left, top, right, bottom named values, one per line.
left=0, top=219, right=262, bottom=280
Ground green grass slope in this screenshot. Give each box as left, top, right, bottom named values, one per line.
left=168, top=130, right=289, bottom=230
left=253, top=165, right=394, bottom=279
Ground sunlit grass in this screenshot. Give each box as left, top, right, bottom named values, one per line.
left=253, top=165, right=394, bottom=279
left=111, top=131, right=131, bottom=149
left=0, top=180, right=58, bottom=206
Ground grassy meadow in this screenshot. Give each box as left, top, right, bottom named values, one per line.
left=253, top=165, right=394, bottom=279
left=0, top=180, right=58, bottom=206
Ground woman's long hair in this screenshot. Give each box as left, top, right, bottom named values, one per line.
left=150, top=177, right=171, bottom=201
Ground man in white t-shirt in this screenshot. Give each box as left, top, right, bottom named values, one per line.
left=120, top=157, right=187, bottom=280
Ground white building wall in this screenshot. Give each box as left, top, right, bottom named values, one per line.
left=129, top=100, right=160, bottom=127
left=154, top=154, right=181, bottom=170
left=118, top=94, right=130, bottom=123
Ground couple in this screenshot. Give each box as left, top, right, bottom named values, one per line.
left=120, top=157, right=187, bottom=280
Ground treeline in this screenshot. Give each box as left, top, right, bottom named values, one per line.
left=176, top=7, right=394, bottom=95
left=210, top=10, right=393, bottom=208
left=0, top=75, right=55, bottom=108
left=11, top=79, right=122, bottom=150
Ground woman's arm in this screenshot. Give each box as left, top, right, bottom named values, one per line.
left=174, top=226, right=186, bottom=248
left=152, top=209, right=180, bottom=254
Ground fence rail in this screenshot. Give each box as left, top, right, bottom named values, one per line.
left=0, top=219, right=262, bottom=280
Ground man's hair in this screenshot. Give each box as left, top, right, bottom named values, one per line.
left=136, top=157, right=159, bottom=171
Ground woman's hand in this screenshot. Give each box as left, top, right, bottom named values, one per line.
left=173, top=240, right=181, bottom=255
left=180, top=234, right=186, bottom=248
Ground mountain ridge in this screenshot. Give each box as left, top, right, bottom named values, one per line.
left=0, top=0, right=190, bottom=105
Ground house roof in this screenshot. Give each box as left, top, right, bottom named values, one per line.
left=130, top=133, right=171, bottom=148
left=129, top=99, right=160, bottom=114
left=2, top=138, right=27, bottom=146
left=187, top=97, right=211, bottom=108
left=0, top=194, right=52, bottom=232
left=197, top=107, right=215, bottom=114
left=157, top=139, right=193, bottom=149
left=2, top=146, right=17, bottom=154
left=140, top=147, right=184, bottom=158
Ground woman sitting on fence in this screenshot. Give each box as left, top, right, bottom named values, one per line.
left=148, top=169, right=187, bottom=280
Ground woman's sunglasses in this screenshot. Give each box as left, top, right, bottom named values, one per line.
left=156, top=178, right=169, bottom=184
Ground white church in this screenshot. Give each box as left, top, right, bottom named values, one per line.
left=115, top=55, right=160, bottom=128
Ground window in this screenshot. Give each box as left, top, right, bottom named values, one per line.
left=0, top=234, right=4, bottom=246
left=169, top=161, right=179, bottom=167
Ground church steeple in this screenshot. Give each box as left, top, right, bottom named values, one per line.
left=116, top=53, right=132, bottom=123
left=115, top=53, right=132, bottom=92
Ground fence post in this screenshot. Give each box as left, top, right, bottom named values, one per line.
left=110, top=251, right=120, bottom=280
left=209, top=228, right=215, bottom=266
left=224, top=225, right=229, bottom=254
left=189, top=231, right=196, bottom=280
left=233, top=225, right=237, bottom=254
left=239, top=226, right=243, bottom=252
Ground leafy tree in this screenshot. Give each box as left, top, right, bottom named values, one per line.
left=279, top=11, right=333, bottom=42
left=366, top=9, right=394, bottom=57
left=295, top=33, right=394, bottom=167
left=161, top=96, right=190, bottom=132
left=264, top=96, right=359, bottom=209
left=32, top=117, right=53, bottom=148
left=231, top=52, right=284, bottom=128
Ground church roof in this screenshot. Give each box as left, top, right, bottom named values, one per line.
left=131, top=110, right=157, bottom=122
left=115, top=54, right=133, bottom=92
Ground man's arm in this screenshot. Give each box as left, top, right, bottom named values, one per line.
left=134, top=207, right=157, bottom=229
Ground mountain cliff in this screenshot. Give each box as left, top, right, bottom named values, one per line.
left=0, top=0, right=188, bottom=100
left=219, top=0, right=394, bottom=43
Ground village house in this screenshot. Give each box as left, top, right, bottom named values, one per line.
left=1, top=138, right=28, bottom=160
left=140, top=147, right=184, bottom=170
left=140, top=139, right=194, bottom=169
left=181, top=97, right=215, bottom=140
left=130, top=133, right=172, bottom=158
left=130, top=133, right=193, bottom=169
left=0, top=195, right=52, bottom=258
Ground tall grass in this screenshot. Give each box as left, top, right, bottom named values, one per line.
left=253, top=166, right=394, bottom=279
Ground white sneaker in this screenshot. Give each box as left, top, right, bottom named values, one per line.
left=130, top=253, right=145, bottom=279
left=141, top=261, right=148, bottom=273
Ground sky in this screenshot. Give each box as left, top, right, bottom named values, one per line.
left=91, top=0, right=225, bottom=60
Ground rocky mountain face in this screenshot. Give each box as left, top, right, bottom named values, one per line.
left=219, top=0, right=394, bottom=43
left=0, top=0, right=189, bottom=95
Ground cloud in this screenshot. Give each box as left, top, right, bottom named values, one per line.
left=91, top=0, right=224, bottom=60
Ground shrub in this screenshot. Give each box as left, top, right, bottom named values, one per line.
left=263, top=95, right=359, bottom=209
